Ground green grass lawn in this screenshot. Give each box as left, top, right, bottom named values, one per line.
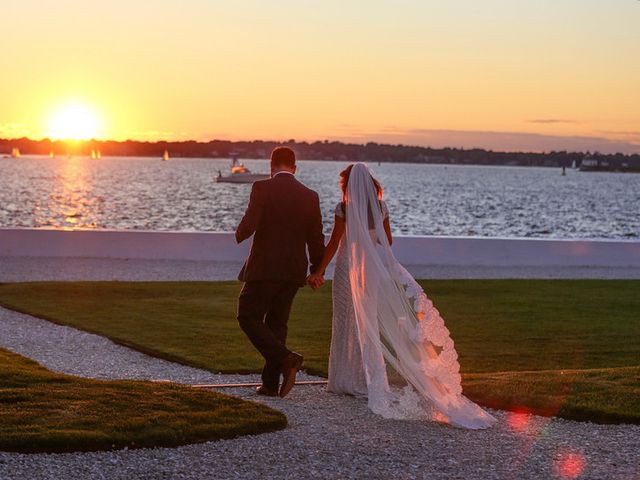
left=0, top=280, right=638, bottom=424
left=0, top=347, right=286, bottom=453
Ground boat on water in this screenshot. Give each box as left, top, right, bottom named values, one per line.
left=162, top=149, right=170, bottom=161
left=11, top=147, right=20, bottom=158
left=580, top=156, right=607, bottom=171
left=579, top=155, right=640, bottom=173
left=215, top=155, right=270, bottom=183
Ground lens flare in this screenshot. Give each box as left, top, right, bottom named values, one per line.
left=553, top=451, right=586, bottom=479
left=507, top=407, right=532, bottom=433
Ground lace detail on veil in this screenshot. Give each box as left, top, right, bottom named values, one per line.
left=363, top=264, right=464, bottom=421
left=397, top=264, right=463, bottom=396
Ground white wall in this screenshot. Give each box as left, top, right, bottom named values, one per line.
left=392, top=235, right=640, bottom=267
left=1, top=228, right=639, bottom=267
left=0, top=228, right=246, bottom=262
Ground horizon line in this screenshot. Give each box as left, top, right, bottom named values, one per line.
left=2, top=135, right=638, bottom=157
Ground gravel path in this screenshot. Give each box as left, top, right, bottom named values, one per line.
left=0, top=307, right=638, bottom=480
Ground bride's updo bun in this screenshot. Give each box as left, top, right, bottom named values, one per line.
left=339, top=164, right=383, bottom=202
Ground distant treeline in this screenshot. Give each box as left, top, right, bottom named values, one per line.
left=2, top=137, right=640, bottom=168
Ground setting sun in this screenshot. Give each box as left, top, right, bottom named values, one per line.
left=46, top=102, right=104, bottom=140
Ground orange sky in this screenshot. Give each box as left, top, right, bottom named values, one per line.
left=1, top=0, right=639, bottom=153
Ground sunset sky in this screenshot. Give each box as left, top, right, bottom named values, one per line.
left=2, top=0, right=639, bottom=153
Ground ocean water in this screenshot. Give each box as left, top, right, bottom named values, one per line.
left=0, top=156, right=638, bottom=239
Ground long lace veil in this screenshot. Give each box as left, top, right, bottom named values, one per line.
left=344, top=163, right=496, bottom=429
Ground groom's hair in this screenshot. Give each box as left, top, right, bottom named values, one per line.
left=270, top=147, right=296, bottom=168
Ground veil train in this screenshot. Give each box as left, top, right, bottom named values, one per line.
left=344, top=163, right=496, bottom=429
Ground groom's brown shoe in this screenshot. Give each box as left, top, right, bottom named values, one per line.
left=256, top=385, right=278, bottom=397
left=279, top=352, right=303, bottom=398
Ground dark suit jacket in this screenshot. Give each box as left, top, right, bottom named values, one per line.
left=235, top=172, right=325, bottom=284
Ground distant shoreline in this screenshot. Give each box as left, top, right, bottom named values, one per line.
left=5, top=154, right=640, bottom=174
left=2, top=137, right=639, bottom=170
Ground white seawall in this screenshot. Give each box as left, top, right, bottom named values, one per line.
left=1, top=228, right=638, bottom=268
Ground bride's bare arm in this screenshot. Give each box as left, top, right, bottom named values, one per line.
left=315, top=215, right=345, bottom=276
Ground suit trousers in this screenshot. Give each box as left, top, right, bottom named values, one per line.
left=237, top=280, right=300, bottom=390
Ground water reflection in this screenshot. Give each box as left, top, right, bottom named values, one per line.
left=0, top=156, right=638, bottom=238
left=60, top=157, right=87, bottom=227
left=43, top=156, right=104, bottom=229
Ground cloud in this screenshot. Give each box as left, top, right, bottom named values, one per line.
left=604, top=131, right=640, bottom=135
left=331, top=127, right=640, bottom=154
left=600, top=130, right=640, bottom=144
left=526, top=119, right=580, bottom=124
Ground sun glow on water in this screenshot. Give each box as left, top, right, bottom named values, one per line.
left=46, top=102, right=104, bottom=140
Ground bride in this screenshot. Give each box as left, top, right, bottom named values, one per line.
left=308, top=163, right=496, bottom=429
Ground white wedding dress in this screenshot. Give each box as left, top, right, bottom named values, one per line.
left=327, top=163, right=496, bottom=429
left=327, top=201, right=390, bottom=396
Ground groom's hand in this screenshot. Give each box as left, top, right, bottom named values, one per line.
left=307, top=273, right=324, bottom=290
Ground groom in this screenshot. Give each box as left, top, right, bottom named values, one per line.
left=235, top=147, right=325, bottom=397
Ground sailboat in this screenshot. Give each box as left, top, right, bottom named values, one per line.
left=11, top=147, right=20, bottom=158
left=91, top=149, right=97, bottom=159
left=49, top=151, right=55, bottom=158
left=162, top=149, right=170, bottom=161
left=96, top=149, right=101, bottom=159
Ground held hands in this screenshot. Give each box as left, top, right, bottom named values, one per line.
left=307, top=273, right=325, bottom=290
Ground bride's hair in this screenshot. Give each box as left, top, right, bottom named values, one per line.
left=339, top=164, right=383, bottom=202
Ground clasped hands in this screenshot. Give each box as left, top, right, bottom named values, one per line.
left=307, top=272, right=324, bottom=290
